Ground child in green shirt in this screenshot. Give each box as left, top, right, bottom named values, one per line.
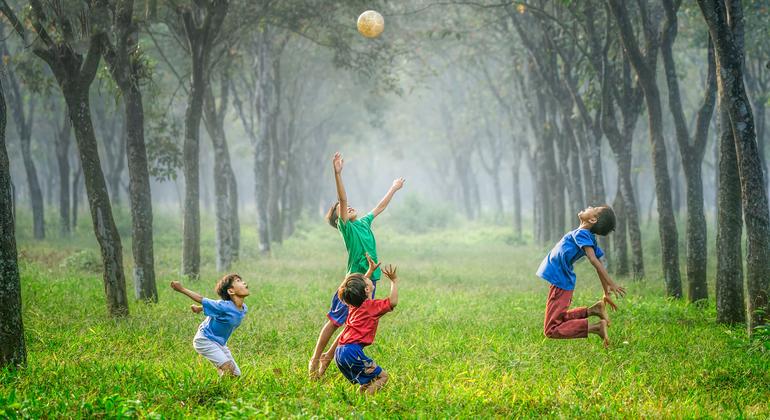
left=308, top=152, right=404, bottom=379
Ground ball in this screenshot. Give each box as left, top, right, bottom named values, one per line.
left=357, top=10, right=384, bottom=38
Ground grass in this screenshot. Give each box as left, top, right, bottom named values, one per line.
left=1, top=209, right=768, bottom=418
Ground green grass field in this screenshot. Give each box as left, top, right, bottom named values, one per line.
left=1, top=210, right=769, bottom=418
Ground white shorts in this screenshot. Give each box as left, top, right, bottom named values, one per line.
left=193, top=332, right=241, bottom=376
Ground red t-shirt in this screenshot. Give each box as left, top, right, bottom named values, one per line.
left=338, top=298, right=393, bottom=346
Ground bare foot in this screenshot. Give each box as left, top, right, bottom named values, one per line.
left=364, top=372, right=389, bottom=395
left=191, top=305, right=203, bottom=314
left=317, top=353, right=333, bottom=377
left=589, top=300, right=610, bottom=326
left=308, top=358, right=320, bottom=379
left=597, top=319, right=609, bottom=348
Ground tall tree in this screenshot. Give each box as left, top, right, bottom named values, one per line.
left=173, top=0, right=229, bottom=278
left=0, top=32, right=45, bottom=239
left=0, top=73, right=26, bottom=368
left=103, top=0, right=158, bottom=301
left=1, top=0, right=129, bottom=316
left=661, top=0, right=717, bottom=303
left=53, top=104, right=71, bottom=237
left=607, top=0, right=682, bottom=297
left=698, top=0, right=770, bottom=330
left=203, top=58, right=239, bottom=271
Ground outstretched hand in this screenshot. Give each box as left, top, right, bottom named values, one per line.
left=608, top=283, right=626, bottom=298
left=603, top=294, right=618, bottom=311
left=170, top=281, right=184, bottom=292
left=391, top=178, right=405, bottom=191
left=382, top=264, right=398, bottom=281
left=333, top=152, right=344, bottom=174
left=191, top=305, right=203, bottom=314
left=366, top=253, right=381, bottom=273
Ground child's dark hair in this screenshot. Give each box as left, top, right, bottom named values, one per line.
left=338, top=273, right=368, bottom=307
left=325, top=202, right=339, bottom=228
left=215, top=273, right=241, bottom=300
left=590, top=206, right=616, bottom=236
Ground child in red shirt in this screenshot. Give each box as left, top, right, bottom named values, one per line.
left=335, top=255, right=399, bottom=394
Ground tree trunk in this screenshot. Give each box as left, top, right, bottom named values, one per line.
left=699, top=0, right=770, bottom=330
left=0, top=76, right=26, bottom=368
left=72, top=161, right=82, bottom=230
left=55, top=112, right=71, bottom=237
left=203, top=75, right=238, bottom=271
left=511, top=145, right=522, bottom=238
left=182, top=56, right=204, bottom=279
left=124, top=85, right=157, bottom=302
left=613, top=181, right=629, bottom=276
left=715, top=102, right=745, bottom=324
left=66, top=90, right=129, bottom=317
left=608, top=0, right=682, bottom=297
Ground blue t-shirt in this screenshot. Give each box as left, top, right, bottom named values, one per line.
left=536, top=228, right=604, bottom=291
left=198, top=298, right=248, bottom=346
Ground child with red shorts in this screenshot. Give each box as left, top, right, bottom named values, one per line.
left=536, top=205, right=626, bottom=347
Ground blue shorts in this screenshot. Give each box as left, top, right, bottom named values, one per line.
left=327, top=281, right=377, bottom=326
left=335, top=343, right=382, bottom=385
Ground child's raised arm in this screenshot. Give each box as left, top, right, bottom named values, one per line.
left=381, top=264, right=399, bottom=308
left=371, top=178, right=405, bottom=217
left=332, top=152, right=349, bottom=223
left=364, top=253, right=381, bottom=280
left=584, top=247, right=626, bottom=310
left=170, top=281, right=203, bottom=304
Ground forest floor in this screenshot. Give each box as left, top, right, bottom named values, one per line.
left=1, top=210, right=768, bottom=418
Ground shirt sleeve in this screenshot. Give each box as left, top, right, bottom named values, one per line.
left=574, top=229, right=601, bottom=256
left=201, top=298, right=224, bottom=317
left=371, top=298, right=393, bottom=317
left=361, top=212, right=375, bottom=228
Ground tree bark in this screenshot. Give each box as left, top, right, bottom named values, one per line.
left=661, top=0, right=717, bottom=303
left=608, top=0, right=682, bottom=297
left=715, top=100, right=745, bottom=324
left=203, top=69, right=238, bottom=272
left=0, top=76, right=26, bottom=368
left=698, top=0, right=770, bottom=330
left=55, top=111, right=71, bottom=237
left=179, top=0, right=229, bottom=278
left=2, top=61, right=44, bottom=239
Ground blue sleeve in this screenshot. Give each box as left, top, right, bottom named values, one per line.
left=202, top=298, right=224, bottom=316
left=574, top=230, right=602, bottom=258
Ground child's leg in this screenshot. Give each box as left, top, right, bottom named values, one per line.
left=588, top=319, right=610, bottom=348
left=587, top=299, right=610, bottom=324
left=219, top=346, right=242, bottom=377
left=360, top=370, right=389, bottom=395
left=193, top=333, right=239, bottom=376
left=544, top=285, right=589, bottom=339
left=310, top=291, right=348, bottom=377
left=309, top=319, right=339, bottom=376
left=318, top=330, right=342, bottom=376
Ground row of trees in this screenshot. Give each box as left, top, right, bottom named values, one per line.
left=2, top=0, right=768, bottom=370
left=0, top=0, right=397, bottom=367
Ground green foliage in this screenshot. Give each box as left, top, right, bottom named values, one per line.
left=2, top=212, right=769, bottom=417
left=59, top=249, right=102, bottom=273
left=146, top=116, right=183, bottom=182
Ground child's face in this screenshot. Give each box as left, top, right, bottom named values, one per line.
left=228, top=277, right=250, bottom=298
left=578, top=206, right=601, bottom=224
left=364, top=277, right=374, bottom=299
left=346, top=205, right=358, bottom=221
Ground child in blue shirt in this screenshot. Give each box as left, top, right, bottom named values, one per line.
left=171, top=274, right=249, bottom=376
left=536, top=205, right=626, bottom=347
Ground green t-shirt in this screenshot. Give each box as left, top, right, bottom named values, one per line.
left=338, top=212, right=380, bottom=281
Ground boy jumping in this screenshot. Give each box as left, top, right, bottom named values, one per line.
left=536, top=205, right=625, bottom=347
left=308, top=152, right=404, bottom=378
left=335, top=254, right=399, bottom=394
left=171, top=274, right=249, bottom=376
